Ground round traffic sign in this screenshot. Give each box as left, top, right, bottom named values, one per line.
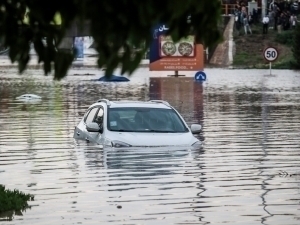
left=195, top=71, right=206, bottom=82
left=263, top=47, right=278, bottom=62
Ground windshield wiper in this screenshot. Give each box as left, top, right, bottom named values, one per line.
left=113, top=129, right=135, bottom=132
left=144, top=129, right=177, bottom=133
left=112, top=129, right=179, bottom=133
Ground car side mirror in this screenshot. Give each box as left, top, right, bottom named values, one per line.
left=86, top=122, right=102, bottom=133
left=191, top=124, right=202, bottom=134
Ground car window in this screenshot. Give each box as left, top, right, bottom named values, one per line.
left=94, top=108, right=104, bottom=125
left=107, top=107, right=188, bottom=133
left=85, top=107, right=99, bottom=124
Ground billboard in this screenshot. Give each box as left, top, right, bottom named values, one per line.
left=149, top=24, right=204, bottom=71
left=74, top=37, right=84, bottom=60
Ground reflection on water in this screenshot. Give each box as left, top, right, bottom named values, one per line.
left=0, top=69, right=300, bottom=224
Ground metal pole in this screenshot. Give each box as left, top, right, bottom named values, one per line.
left=269, top=62, right=272, bottom=75
left=175, top=70, right=178, bottom=77
left=262, top=0, right=267, bottom=19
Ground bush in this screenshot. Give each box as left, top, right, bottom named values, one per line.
left=0, top=185, right=34, bottom=213
left=275, top=30, right=295, bottom=45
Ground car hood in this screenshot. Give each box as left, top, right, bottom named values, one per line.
left=105, top=131, right=199, bottom=147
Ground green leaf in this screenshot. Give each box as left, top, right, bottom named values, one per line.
left=54, top=49, right=74, bottom=80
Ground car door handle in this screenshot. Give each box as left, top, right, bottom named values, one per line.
left=76, top=132, right=80, bottom=136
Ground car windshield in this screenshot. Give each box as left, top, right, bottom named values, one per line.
left=107, top=107, right=188, bottom=133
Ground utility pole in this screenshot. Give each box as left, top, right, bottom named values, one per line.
left=262, top=0, right=269, bottom=18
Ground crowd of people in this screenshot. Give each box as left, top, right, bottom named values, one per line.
left=230, top=0, right=299, bottom=35
left=233, top=1, right=259, bottom=34
left=267, top=0, right=299, bottom=32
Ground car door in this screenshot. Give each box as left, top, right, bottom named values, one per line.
left=74, top=109, right=95, bottom=141
left=77, top=107, right=99, bottom=142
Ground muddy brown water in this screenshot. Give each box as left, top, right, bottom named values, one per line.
left=0, top=68, right=300, bottom=225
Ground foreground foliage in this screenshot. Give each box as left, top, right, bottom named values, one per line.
left=0, top=0, right=222, bottom=79
left=0, top=185, right=34, bottom=213
left=292, top=24, right=300, bottom=69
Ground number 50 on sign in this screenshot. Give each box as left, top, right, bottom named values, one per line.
left=263, top=47, right=278, bottom=62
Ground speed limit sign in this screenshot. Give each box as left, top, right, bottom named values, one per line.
left=264, top=47, right=278, bottom=62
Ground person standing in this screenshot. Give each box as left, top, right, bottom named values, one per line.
left=234, top=6, right=242, bottom=34
left=272, top=1, right=280, bottom=30
left=239, top=7, right=251, bottom=35
left=292, top=1, right=299, bottom=15
left=243, top=14, right=252, bottom=35
left=277, top=13, right=283, bottom=33
left=262, top=14, right=270, bottom=34
left=290, top=14, right=297, bottom=29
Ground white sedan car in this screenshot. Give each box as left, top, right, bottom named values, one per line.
left=73, top=99, right=202, bottom=148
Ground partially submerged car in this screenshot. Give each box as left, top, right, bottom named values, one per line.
left=73, top=99, right=202, bottom=148
left=15, top=94, right=42, bottom=103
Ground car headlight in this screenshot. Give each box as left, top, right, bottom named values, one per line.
left=111, top=140, right=132, bottom=148
left=191, top=141, right=202, bottom=148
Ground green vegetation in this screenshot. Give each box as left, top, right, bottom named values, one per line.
left=233, top=23, right=297, bottom=69
left=0, top=185, right=34, bottom=214
left=275, top=30, right=294, bottom=46
left=291, top=24, right=300, bottom=69
left=0, top=0, right=222, bottom=79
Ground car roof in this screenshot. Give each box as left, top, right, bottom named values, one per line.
left=110, top=101, right=171, bottom=109
left=91, top=99, right=172, bottom=109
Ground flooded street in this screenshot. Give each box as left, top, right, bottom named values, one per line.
left=1, top=68, right=300, bottom=224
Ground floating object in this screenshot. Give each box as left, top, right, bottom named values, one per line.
left=73, top=73, right=95, bottom=76
left=92, top=75, right=130, bottom=82
left=16, top=94, right=42, bottom=102
left=16, top=94, right=41, bottom=99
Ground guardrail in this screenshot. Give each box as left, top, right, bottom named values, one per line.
left=221, top=3, right=262, bottom=15
left=221, top=4, right=236, bottom=15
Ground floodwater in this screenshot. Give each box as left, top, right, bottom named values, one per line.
left=1, top=68, right=300, bottom=225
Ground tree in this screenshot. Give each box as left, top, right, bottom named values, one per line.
left=0, top=0, right=222, bottom=79
left=292, top=24, right=300, bottom=69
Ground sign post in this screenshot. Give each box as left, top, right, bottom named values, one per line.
left=263, top=47, right=278, bottom=75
